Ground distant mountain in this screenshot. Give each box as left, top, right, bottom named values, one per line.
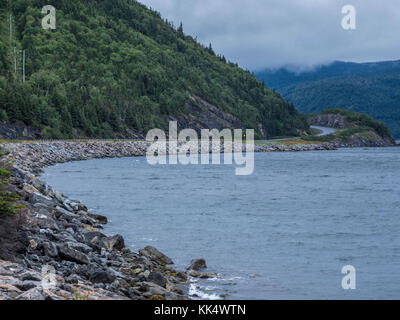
left=0, top=0, right=308, bottom=140
left=256, top=60, right=400, bottom=138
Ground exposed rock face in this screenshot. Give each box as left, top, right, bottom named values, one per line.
left=0, top=121, right=42, bottom=140
left=171, top=94, right=244, bottom=136
left=0, top=121, right=145, bottom=141
left=308, top=114, right=347, bottom=129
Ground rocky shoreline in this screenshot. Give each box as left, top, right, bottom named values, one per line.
left=0, top=139, right=338, bottom=300
left=0, top=178, right=191, bottom=301
left=0, top=139, right=336, bottom=300
left=1, top=136, right=397, bottom=300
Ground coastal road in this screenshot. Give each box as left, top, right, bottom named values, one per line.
left=257, top=125, right=337, bottom=143
left=310, top=125, right=337, bottom=137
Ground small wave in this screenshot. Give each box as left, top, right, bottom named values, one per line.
left=220, top=276, right=243, bottom=282
left=189, top=283, right=222, bottom=300
left=337, top=256, right=354, bottom=262
left=141, top=237, right=156, bottom=242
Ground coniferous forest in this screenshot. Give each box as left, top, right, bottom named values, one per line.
left=0, top=0, right=308, bottom=139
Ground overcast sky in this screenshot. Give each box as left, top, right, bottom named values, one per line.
left=139, top=0, right=400, bottom=71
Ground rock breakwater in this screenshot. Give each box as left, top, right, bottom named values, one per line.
left=3, top=140, right=336, bottom=173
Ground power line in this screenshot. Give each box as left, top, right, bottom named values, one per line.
left=9, top=14, right=27, bottom=82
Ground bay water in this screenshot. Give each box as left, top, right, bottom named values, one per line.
left=42, top=147, right=400, bottom=299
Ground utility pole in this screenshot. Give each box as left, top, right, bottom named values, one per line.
left=22, top=50, right=26, bottom=82
left=9, top=13, right=27, bottom=82
left=9, top=15, right=12, bottom=44
left=13, top=47, right=17, bottom=73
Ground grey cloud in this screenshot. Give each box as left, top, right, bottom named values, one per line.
left=139, top=0, right=400, bottom=71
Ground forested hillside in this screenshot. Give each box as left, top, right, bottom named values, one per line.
left=0, top=0, right=308, bottom=139
left=256, top=61, right=400, bottom=138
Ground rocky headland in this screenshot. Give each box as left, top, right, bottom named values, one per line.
left=306, top=110, right=397, bottom=147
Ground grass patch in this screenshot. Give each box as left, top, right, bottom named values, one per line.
left=310, top=128, right=322, bottom=135
left=302, top=133, right=336, bottom=143
left=277, top=139, right=323, bottom=146
left=254, top=141, right=274, bottom=146
left=0, top=146, right=21, bottom=216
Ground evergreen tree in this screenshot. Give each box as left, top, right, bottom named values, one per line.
left=177, top=22, right=184, bottom=38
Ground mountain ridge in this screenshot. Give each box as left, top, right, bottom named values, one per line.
left=256, top=60, right=400, bottom=138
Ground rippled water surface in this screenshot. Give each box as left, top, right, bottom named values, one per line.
left=42, top=147, right=400, bottom=299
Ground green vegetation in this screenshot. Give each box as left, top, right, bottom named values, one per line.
left=302, top=109, right=394, bottom=143
left=0, top=0, right=308, bottom=139
left=256, top=61, right=400, bottom=138
left=276, top=139, right=322, bottom=146
left=0, top=146, right=21, bottom=215
left=319, top=109, right=391, bottom=138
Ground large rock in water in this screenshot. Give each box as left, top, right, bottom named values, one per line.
left=87, top=212, right=108, bottom=224
left=186, top=258, right=207, bottom=271
left=139, top=246, right=174, bottom=265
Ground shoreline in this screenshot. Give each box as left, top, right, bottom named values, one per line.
left=0, top=139, right=392, bottom=300
left=0, top=141, right=208, bottom=300
left=2, top=140, right=337, bottom=173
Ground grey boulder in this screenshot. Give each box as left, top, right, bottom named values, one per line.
left=147, top=271, right=167, bottom=288
left=186, top=258, right=207, bottom=271
left=103, top=235, right=125, bottom=251
left=29, top=192, right=56, bottom=208
left=58, top=244, right=90, bottom=264
left=139, top=246, right=174, bottom=265
left=90, top=270, right=116, bottom=284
